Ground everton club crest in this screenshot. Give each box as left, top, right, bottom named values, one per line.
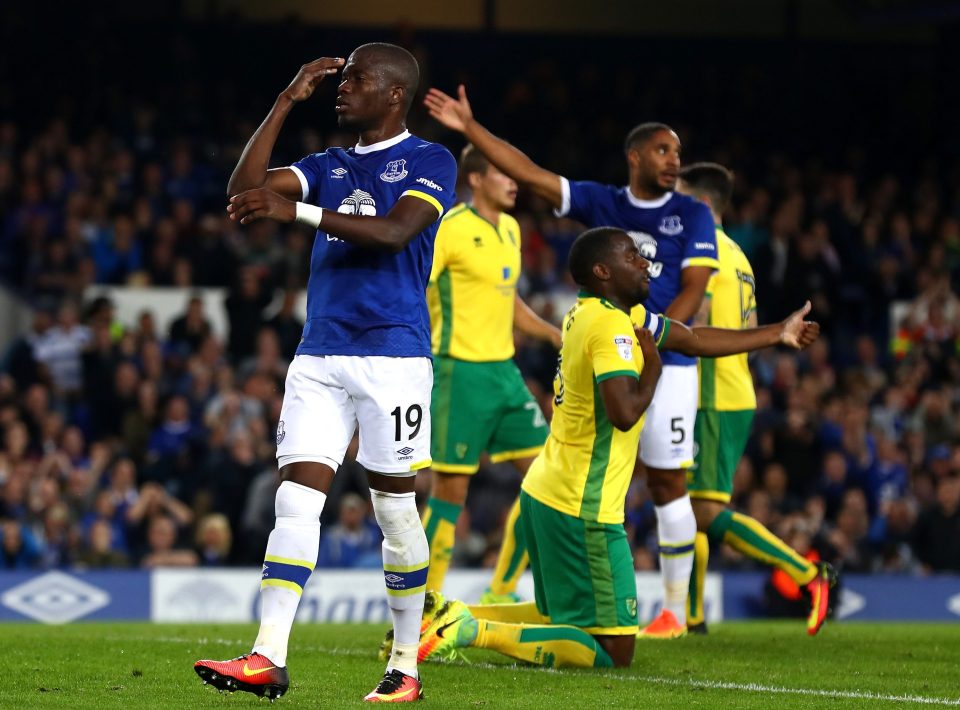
left=380, top=159, right=408, bottom=183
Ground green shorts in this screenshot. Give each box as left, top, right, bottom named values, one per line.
left=431, top=356, right=548, bottom=474
left=519, top=491, right=638, bottom=635
left=688, top=409, right=755, bottom=503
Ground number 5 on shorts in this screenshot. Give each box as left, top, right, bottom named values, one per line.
left=670, top=416, right=685, bottom=444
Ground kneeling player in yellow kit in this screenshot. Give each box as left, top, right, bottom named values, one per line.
left=415, top=226, right=819, bottom=668
left=678, top=163, right=836, bottom=636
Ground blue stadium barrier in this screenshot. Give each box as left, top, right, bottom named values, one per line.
left=0, top=569, right=957, bottom=623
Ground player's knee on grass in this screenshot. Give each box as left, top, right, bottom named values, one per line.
left=431, top=470, right=471, bottom=505
left=597, top=634, right=635, bottom=668
left=691, top=499, right=726, bottom=532
left=645, top=467, right=688, bottom=506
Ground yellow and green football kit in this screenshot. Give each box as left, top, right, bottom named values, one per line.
left=687, top=228, right=816, bottom=627
left=522, top=292, right=667, bottom=635
left=690, top=228, right=758, bottom=504
left=423, top=204, right=548, bottom=593
left=426, top=204, right=548, bottom=473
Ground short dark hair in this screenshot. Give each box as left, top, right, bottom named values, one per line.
left=459, top=144, right=490, bottom=179
left=568, top=227, right=625, bottom=287
left=624, top=122, right=674, bottom=153
left=679, top=162, right=735, bottom=215
left=353, top=42, right=420, bottom=111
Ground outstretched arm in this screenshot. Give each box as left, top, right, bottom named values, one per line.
left=654, top=300, right=819, bottom=357
left=514, top=295, right=562, bottom=348
left=424, top=85, right=563, bottom=209
left=228, top=57, right=345, bottom=199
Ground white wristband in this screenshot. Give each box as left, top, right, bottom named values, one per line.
left=295, top=202, right=324, bottom=229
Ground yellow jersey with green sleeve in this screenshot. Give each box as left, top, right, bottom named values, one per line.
left=522, top=292, right=669, bottom=524
left=427, top=203, right=522, bottom=362
left=699, top=227, right=757, bottom=411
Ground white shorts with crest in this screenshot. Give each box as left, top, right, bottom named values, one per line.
left=276, top=354, right=433, bottom=476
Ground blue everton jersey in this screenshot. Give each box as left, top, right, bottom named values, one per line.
left=558, top=178, right=719, bottom=366
left=289, top=131, right=457, bottom=358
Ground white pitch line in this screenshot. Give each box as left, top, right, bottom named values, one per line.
left=104, top=637, right=960, bottom=706
left=612, top=674, right=960, bottom=706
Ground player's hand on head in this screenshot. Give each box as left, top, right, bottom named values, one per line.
left=424, top=84, right=473, bottom=132
left=228, top=188, right=296, bottom=225
left=282, top=57, right=345, bottom=103
left=633, top=324, right=662, bottom=369
left=779, top=300, right=820, bottom=349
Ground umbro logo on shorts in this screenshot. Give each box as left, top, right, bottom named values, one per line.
left=396, top=447, right=414, bottom=456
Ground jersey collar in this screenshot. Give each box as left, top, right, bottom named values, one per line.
left=354, top=130, right=411, bottom=155
left=577, top=289, right=625, bottom=312
left=624, top=187, right=672, bottom=209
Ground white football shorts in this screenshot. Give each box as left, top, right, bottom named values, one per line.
left=639, top=364, right=698, bottom=470
left=276, top=354, right=433, bottom=476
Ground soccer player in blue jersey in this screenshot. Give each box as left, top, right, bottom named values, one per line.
left=193, top=44, right=456, bottom=703
left=426, top=86, right=716, bottom=638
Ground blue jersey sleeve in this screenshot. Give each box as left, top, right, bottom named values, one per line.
left=289, top=152, right=328, bottom=204
left=680, top=201, right=720, bottom=270
left=401, top=144, right=457, bottom=218
left=556, top=178, right=615, bottom=226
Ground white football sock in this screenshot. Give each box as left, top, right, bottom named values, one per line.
left=252, top=480, right=325, bottom=667
left=371, top=488, right=428, bottom=678
left=655, top=494, right=697, bottom=626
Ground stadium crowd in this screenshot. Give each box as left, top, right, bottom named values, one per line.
left=1, top=17, right=959, bottom=591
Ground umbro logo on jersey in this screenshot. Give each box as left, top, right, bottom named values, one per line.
left=415, top=177, right=443, bottom=191
left=694, top=241, right=716, bottom=251
left=473, top=237, right=483, bottom=247
left=330, top=167, right=348, bottom=178
left=380, top=158, right=408, bottom=182
left=660, top=216, right=683, bottom=235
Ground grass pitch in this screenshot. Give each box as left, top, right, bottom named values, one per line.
left=5, top=621, right=959, bottom=708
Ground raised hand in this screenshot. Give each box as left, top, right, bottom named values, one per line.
left=779, top=300, right=820, bottom=349
left=424, top=84, right=474, bottom=133
left=281, top=57, right=345, bottom=103
left=228, top=188, right=296, bottom=225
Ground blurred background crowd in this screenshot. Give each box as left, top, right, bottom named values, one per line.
left=2, top=4, right=960, bottom=589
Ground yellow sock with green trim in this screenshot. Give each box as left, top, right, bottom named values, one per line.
left=468, top=601, right=549, bottom=624
left=687, top=532, right=709, bottom=626
left=422, top=497, right=462, bottom=592
left=708, top=509, right=816, bottom=585
left=473, top=620, right=613, bottom=668
left=488, top=495, right=528, bottom=595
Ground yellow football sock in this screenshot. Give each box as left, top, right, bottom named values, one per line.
left=487, top=495, right=528, bottom=595
left=468, top=601, right=549, bottom=624
left=709, top=509, right=816, bottom=585
left=473, top=620, right=613, bottom=668
left=687, top=532, right=709, bottom=626
left=422, top=497, right=462, bottom=592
